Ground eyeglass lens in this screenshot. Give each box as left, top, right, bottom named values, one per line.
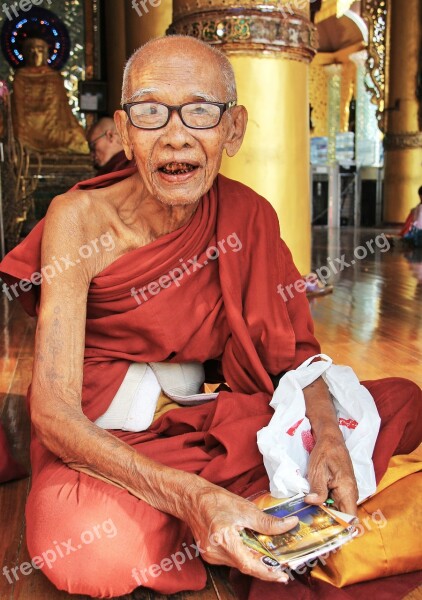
left=129, top=103, right=222, bottom=129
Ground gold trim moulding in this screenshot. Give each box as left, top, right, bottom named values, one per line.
left=172, top=0, right=310, bottom=20
left=167, top=10, right=318, bottom=62
left=384, top=132, right=422, bottom=151
left=361, top=0, right=388, bottom=131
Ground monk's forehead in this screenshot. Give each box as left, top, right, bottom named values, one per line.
left=127, top=40, right=226, bottom=100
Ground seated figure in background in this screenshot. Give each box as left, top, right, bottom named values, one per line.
left=87, top=116, right=135, bottom=176
left=11, top=37, right=88, bottom=154
left=400, top=185, right=422, bottom=247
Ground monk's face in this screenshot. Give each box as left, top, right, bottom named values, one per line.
left=115, top=40, right=247, bottom=206
left=88, top=126, right=119, bottom=169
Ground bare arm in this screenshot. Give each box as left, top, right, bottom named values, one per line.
left=31, top=196, right=297, bottom=583
left=303, top=376, right=358, bottom=515
left=31, top=196, right=198, bottom=516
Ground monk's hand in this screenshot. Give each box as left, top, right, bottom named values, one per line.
left=302, top=376, right=358, bottom=515
left=184, top=483, right=298, bottom=583
left=304, top=430, right=358, bottom=515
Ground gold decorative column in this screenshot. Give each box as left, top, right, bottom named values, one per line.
left=350, top=50, right=382, bottom=166
left=168, top=0, right=317, bottom=273
left=125, top=0, right=173, bottom=57
left=383, top=0, right=422, bottom=223
left=104, top=0, right=127, bottom=113
left=325, top=64, right=342, bottom=164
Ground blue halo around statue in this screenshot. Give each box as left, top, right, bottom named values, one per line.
left=1, top=6, right=71, bottom=70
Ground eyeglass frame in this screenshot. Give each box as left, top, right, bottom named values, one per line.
left=88, top=131, right=107, bottom=152
left=122, top=100, right=237, bottom=131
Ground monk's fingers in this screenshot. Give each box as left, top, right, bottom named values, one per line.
left=329, top=475, right=358, bottom=516
left=304, top=489, right=327, bottom=505
left=249, top=512, right=299, bottom=537
left=205, top=530, right=290, bottom=583
left=186, top=492, right=298, bottom=579
left=233, top=543, right=289, bottom=583
left=322, top=448, right=358, bottom=515
left=306, top=457, right=330, bottom=505
left=306, top=437, right=359, bottom=512
left=202, top=515, right=297, bottom=574
left=205, top=511, right=298, bottom=551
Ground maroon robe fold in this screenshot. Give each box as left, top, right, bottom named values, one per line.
left=95, top=150, right=135, bottom=177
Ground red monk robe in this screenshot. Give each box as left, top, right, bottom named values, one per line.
left=0, top=169, right=421, bottom=599
left=95, top=149, right=136, bottom=177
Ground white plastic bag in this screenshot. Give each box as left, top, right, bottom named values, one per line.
left=257, top=354, right=381, bottom=504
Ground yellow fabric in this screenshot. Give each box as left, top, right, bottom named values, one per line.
left=153, top=392, right=182, bottom=422
left=312, top=446, right=422, bottom=587
left=152, top=383, right=221, bottom=422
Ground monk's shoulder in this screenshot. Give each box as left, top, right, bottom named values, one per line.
left=44, top=189, right=115, bottom=246
left=46, top=190, right=90, bottom=230
left=217, top=174, right=279, bottom=223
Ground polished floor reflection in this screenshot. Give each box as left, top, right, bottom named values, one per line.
left=311, top=227, right=422, bottom=387
left=0, top=226, right=421, bottom=599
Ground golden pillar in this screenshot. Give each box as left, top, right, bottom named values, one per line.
left=168, top=1, right=317, bottom=273
left=383, top=0, right=422, bottom=223
left=125, top=0, right=173, bottom=57
left=104, top=0, right=127, bottom=113
left=104, top=0, right=172, bottom=113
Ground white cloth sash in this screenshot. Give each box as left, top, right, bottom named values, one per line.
left=95, top=362, right=219, bottom=432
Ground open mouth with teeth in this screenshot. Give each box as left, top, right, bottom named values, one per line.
left=159, top=162, right=198, bottom=175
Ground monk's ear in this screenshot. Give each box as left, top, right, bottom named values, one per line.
left=114, top=110, right=133, bottom=160
left=224, top=105, right=248, bottom=157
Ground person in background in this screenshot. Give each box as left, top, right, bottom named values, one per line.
left=400, top=185, right=422, bottom=247
left=87, top=116, right=135, bottom=176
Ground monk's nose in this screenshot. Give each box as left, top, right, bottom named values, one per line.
left=161, top=111, right=194, bottom=149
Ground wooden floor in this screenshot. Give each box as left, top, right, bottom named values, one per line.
left=310, top=228, right=422, bottom=387
left=0, top=226, right=421, bottom=599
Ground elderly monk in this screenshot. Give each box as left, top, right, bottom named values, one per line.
left=0, top=36, right=421, bottom=598
left=87, top=116, right=135, bottom=176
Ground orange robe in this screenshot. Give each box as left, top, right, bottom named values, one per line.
left=0, top=170, right=420, bottom=598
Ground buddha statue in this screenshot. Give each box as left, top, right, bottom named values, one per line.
left=11, top=37, right=88, bottom=154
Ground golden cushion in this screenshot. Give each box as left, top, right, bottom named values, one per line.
left=311, top=446, right=422, bottom=587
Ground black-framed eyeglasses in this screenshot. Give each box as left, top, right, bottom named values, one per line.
left=123, top=101, right=237, bottom=130
left=88, top=131, right=107, bottom=152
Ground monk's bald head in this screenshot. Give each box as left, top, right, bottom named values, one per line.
left=87, top=116, right=124, bottom=169
left=121, top=36, right=237, bottom=106
left=88, top=117, right=116, bottom=140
